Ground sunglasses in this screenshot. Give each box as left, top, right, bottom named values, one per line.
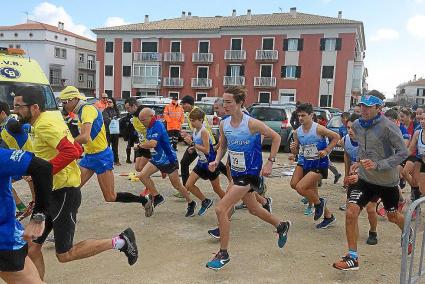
left=102, top=97, right=108, bottom=100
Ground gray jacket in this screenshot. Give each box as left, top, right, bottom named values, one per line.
left=353, top=115, right=408, bottom=187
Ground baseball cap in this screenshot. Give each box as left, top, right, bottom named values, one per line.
left=359, top=94, right=383, bottom=107
left=180, top=95, right=194, bottom=105
left=59, top=86, right=87, bottom=101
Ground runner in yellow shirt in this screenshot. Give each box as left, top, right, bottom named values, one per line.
left=13, top=86, right=140, bottom=280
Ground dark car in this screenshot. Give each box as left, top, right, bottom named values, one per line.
left=247, top=104, right=292, bottom=152
left=321, top=107, right=342, bottom=117
left=313, top=107, right=332, bottom=122
left=327, top=115, right=344, bottom=157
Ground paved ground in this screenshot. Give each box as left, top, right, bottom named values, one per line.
left=12, top=139, right=412, bottom=283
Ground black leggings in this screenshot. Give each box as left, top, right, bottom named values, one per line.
left=26, top=156, right=53, bottom=215
left=107, top=133, right=119, bottom=163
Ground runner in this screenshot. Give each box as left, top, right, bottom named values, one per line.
left=184, top=108, right=225, bottom=216
left=205, top=86, right=290, bottom=271
left=333, top=90, right=412, bottom=271
left=289, top=103, right=339, bottom=229
left=137, top=108, right=196, bottom=217
left=408, top=111, right=425, bottom=197
left=13, top=86, right=140, bottom=280
left=59, top=86, right=153, bottom=215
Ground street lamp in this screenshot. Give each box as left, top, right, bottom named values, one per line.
left=326, top=79, right=332, bottom=107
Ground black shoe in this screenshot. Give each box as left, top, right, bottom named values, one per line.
left=262, top=197, right=273, bottom=213
left=334, top=173, right=342, bottom=184
left=153, top=194, right=165, bottom=208
left=366, top=231, right=378, bottom=245
left=126, top=159, right=132, bottom=164
left=119, top=228, right=138, bottom=265
left=185, top=201, right=197, bottom=217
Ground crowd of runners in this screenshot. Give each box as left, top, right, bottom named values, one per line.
left=0, top=84, right=423, bottom=282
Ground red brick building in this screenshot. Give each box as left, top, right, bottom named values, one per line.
left=92, top=8, right=366, bottom=110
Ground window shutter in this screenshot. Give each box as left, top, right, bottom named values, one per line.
left=226, top=65, right=231, bottom=76
left=320, top=38, right=325, bottom=51
left=281, top=66, right=286, bottom=78
left=297, top=39, right=304, bottom=51
left=295, top=66, right=301, bottom=78
left=283, top=39, right=288, bottom=51
left=240, top=65, right=245, bottom=76
left=335, top=38, right=342, bottom=50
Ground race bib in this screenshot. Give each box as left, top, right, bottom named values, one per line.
left=138, top=133, right=145, bottom=143
left=228, top=150, right=246, bottom=172
left=302, top=144, right=319, bottom=160
left=109, top=119, right=120, bottom=134
left=196, top=148, right=208, bottom=163
left=418, top=145, right=425, bottom=156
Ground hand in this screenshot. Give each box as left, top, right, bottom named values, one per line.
left=288, top=154, right=295, bottom=161
left=349, top=162, right=360, bottom=174
left=23, top=220, right=45, bottom=242
left=337, top=139, right=344, bottom=147
left=318, top=150, right=328, bottom=158
left=261, top=160, right=273, bottom=177
left=346, top=174, right=359, bottom=185
left=183, top=136, right=192, bottom=144
left=290, top=142, right=298, bottom=153
left=188, top=146, right=194, bottom=154
left=133, top=144, right=140, bottom=150
left=140, top=143, right=149, bottom=149
left=208, top=161, right=218, bottom=172
left=181, top=131, right=188, bottom=138
left=22, top=176, right=32, bottom=182
left=360, top=159, right=377, bottom=170
left=343, top=176, right=350, bottom=186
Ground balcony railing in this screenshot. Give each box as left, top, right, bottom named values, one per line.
left=77, top=81, right=95, bottom=89
left=132, top=76, right=161, bottom=88
left=163, top=77, right=184, bottom=88
left=223, top=76, right=245, bottom=86
left=133, top=52, right=162, bottom=62
left=255, top=50, right=278, bottom=61
left=254, top=77, right=276, bottom=88
left=163, top=52, right=184, bottom=63
left=224, top=50, right=246, bottom=61
left=78, top=61, right=95, bottom=70
left=192, top=53, right=213, bottom=64
left=191, top=78, right=212, bottom=89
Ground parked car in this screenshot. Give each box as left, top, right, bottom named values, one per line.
left=247, top=104, right=292, bottom=152
left=326, top=115, right=344, bottom=157
left=181, top=101, right=220, bottom=142
left=313, top=107, right=332, bottom=122
left=321, top=107, right=342, bottom=117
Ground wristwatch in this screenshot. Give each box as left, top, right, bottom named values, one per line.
left=31, top=213, right=46, bottom=223
left=267, top=157, right=276, bottom=162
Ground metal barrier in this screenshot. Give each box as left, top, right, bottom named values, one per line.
left=400, top=197, right=425, bottom=284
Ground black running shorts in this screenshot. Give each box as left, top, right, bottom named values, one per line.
left=34, top=187, right=81, bottom=254
left=347, top=179, right=399, bottom=212
left=135, top=148, right=151, bottom=159
left=232, top=175, right=261, bottom=193
left=297, top=164, right=328, bottom=179
left=193, top=165, right=220, bottom=181
left=0, top=244, right=27, bottom=272
left=154, top=161, right=179, bottom=175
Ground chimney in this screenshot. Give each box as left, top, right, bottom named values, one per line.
left=58, top=21, right=64, bottom=30
left=232, top=9, right=236, bottom=17
left=181, top=11, right=186, bottom=19
left=187, top=12, right=192, bottom=19
left=338, top=11, right=342, bottom=19
left=414, top=74, right=417, bottom=81
left=144, top=15, right=149, bottom=23
left=290, top=7, right=297, bottom=18
left=247, top=9, right=252, bottom=20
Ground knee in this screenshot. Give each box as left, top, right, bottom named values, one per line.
left=290, top=181, right=297, bottom=190
left=346, top=206, right=359, bottom=222
left=215, top=204, right=226, bottom=216
left=387, top=212, right=400, bottom=223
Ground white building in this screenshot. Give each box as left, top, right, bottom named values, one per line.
left=0, top=20, right=96, bottom=95
left=395, top=76, right=425, bottom=105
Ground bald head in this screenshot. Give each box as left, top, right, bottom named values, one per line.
left=138, top=107, right=155, bottom=127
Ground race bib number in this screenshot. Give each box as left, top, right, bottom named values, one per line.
left=138, top=133, right=145, bottom=143
left=228, top=150, right=246, bottom=172
left=302, top=144, right=319, bottom=160
left=196, top=148, right=208, bottom=163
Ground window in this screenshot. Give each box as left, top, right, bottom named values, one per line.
left=54, top=47, right=60, bottom=57
left=170, top=41, right=181, bottom=52
left=78, top=73, right=84, bottom=82
left=105, top=90, right=113, bottom=97
left=231, top=38, right=242, bottom=50
left=8, top=44, right=13, bottom=48
left=105, top=65, right=113, bottom=76
left=196, top=93, right=207, bottom=101
left=79, top=53, right=84, bottom=62
left=320, top=94, right=332, bottom=107
left=226, top=65, right=244, bottom=77
left=87, top=75, right=94, bottom=89
left=122, top=91, right=130, bottom=99
left=123, top=42, right=132, bottom=53
left=258, top=92, right=271, bottom=103
left=280, top=93, right=295, bottom=103
left=418, top=88, right=425, bottom=98
left=320, top=38, right=342, bottom=51
left=49, top=68, right=62, bottom=86
left=262, top=38, right=274, bottom=50
left=14, top=33, right=18, bottom=37
left=197, top=67, right=208, bottom=78
left=105, top=42, right=114, bottom=53
left=169, top=66, right=180, bottom=78
left=251, top=107, right=286, bottom=121
left=169, top=92, right=179, bottom=99
left=260, top=65, right=272, bottom=77
left=61, top=49, right=66, bottom=59
left=322, top=66, right=334, bottom=79
left=133, top=64, right=160, bottom=86
left=142, top=42, right=158, bottom=52
left=123, top=66, right=131, bottom=77
left=87, top=55, right=95, bottom=69
left=15, top=44, right=21, bottom=49
left=283, top=38, right=303, bottom=51
left=281, top=65, right=301, bottom=79
left=198, top=41, right=209, bottom=53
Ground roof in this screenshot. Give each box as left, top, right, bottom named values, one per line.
left=92, top=12, right=362, bottom=33
left=0, top=21, right=95, bottom=43
left=398, top=78, right=425, bottom=88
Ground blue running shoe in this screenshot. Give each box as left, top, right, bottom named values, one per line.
left=206, top=251, right=230, bottom=271
left=276, top=221, right=291, bottom=248
left=198, top=198, right=213, bottom=216
left=301, top=197, right=308, bottom=204
left=314, top=198, right=326, bottom=221
left=316, top=214, right=336, bottom=229
left=304, top=205, right=313, bottom=216
left=208, top=227, right=220, bottom=239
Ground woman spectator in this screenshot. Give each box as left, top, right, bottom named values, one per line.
left=102, top=97, right=121, bottom=166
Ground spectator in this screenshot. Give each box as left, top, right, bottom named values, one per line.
left=94, top=92, right=109, bottom=112
left=122, top=98, right=139, bottom=163
left=290, top=101, right=301, bottom=129
left=316, top=113, right=328, bottom=127
left=164, top=94, right=184, bottom=150
left=339, top=112, right=350, bottom=137
left=103, top=97, right=121, bottom=166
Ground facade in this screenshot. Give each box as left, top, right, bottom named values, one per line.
left=395, top=77, right=425, bottom=105
left=93, top=8, right=366, bottom=110
left=0, top=20, right=96, bottom=94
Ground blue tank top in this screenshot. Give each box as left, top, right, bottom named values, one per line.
left=193, top=126, right=216, bottom=170
left=417, top=129, right=425, bottom=159
left=223, top=113, right=262, bottom=177
left=344, top=134, right=359, bottom=162
left=296, top=122, right=329, bottom=170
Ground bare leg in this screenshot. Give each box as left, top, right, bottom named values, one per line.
left=346, top=203, right=361, bottom=251
left=366, top=202, right=378, bottom=232
left=79, top=166, right=95, bottom=188
left=210, top=177, right=225, bottom=199
left=168, top=170, right=192, bottom=203
left=27, top=243, right=45, bottom=279
left=243, top=192, right=280, bottom=226
left=387, top=211, right=405, bottom=231
left=0, top=256, right=44, bottom=284
left=56, top=239, right=112, bottom=263
left=186, top=172, right=205, bottom=201
left=139, top=162, right=160, bottom=196
left=97, top=170, right=116, bottom=202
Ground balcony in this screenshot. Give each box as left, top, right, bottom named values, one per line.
left=192, top=53, right=213, bottom=64
left=163, top=52, right=184, bottom=63
left=254, top=77, right=276, bottom=88
left=163, top=77, right=184, bottom=88
left=77, top=81, right=95, bottom=90
left=255, top=50, right=278, bottom=61
left=352, top=78, right=362, bottom=94
left=191, top=78, right=212, bottom=89
left=133, top=52, right=162, bottom=62
left=224, top=50, right=246, bottom=61
left=78, top=61, right=95, bottom=70
left=223, top=76, right=245, bottom=86
left=132, top=76, right=161, bottom=88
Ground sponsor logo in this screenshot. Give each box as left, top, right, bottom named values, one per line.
left=0, top=67, right=21, bottom=79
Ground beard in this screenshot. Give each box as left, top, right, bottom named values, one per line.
left=17, top=112, right=31, bottom=125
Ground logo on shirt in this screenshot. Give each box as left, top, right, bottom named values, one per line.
left=10, top=150, right=25, bottom=162
left=0, top=67, right=21, bottom=79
